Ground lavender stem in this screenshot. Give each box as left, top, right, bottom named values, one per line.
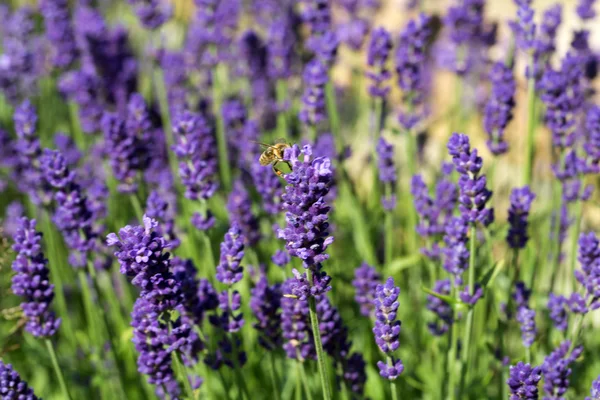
left=446, top=282, right=459, bottom=400
left=523, top=53, right=537, bottom=186
left=45, top=338, right=72, bottom=400
left=307, top=271, right=332, bottom=400
left=129, top=193, right=144, bottom=222
left=384, top=183, right=394, bottom=267
left=569, top=200, right=584, bottom=290
left=172, top=351, right=195, bottom=399
left=298, top=360, right=314, bottom=400
left=154, top=67, right=179, bottom=182
left=458, top=226, right=477, bottom=395
left=276, top=80, right=289, bottom=139
left=387, top=356, right=399, bottom=400
left=325, top=80, right=341, bottom=152
left=269, top=353, right=281, bottom=400
left=213, top=63, right=232, bottom=191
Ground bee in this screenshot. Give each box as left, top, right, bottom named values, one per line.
left=255, top=139, right=292, bottom=177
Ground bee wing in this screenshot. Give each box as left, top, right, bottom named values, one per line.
left=274, top=138, right=288, bottom=144
left=250, top=140, right=277, bottom=149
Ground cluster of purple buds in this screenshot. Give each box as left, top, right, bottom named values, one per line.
left=532, top=4, right=562, bottom=81
left=442, top=216, right=469, bottom=284
left=266, top=13, right=296, bottom=80
left=40, top=0, right=79, bottom=69
left=577, top=0, right=597, bottom=20
left=278, top=145, right=334, bottom=299
left=317, top=294, right=350, bottom=360
left=127, top=0, right=171, bottom=30
left=299, top=59, right=329, bottom=129
left=574, top=232, right=600, bottom=310
left=377, top=138, right=397, bottom=211
left=40, top=149, right=100, bottom=268
left=510, top=0, right=536, bottom=53
left=366, top=27, right=392, bottom=98
left=447, top=133, right=493, bottom=226
left=353, top=263, right=381, bottom=317
left=0, top=361, right=39, bottom=399
left=172, top=110, right=218, bottom=227
left=250, top=276, right=282, bottom=350
left=372, top=277, right=404, bottom=380
left=411, top=163, right=458, bottom=260
left=272, top=249, right=291, bottom=268
left=281, top=278, right=314, bottom=360
left=101, top=94, right=151, bottom=194
left=145, top=190, right=180, bottom=249
left=251, top=159, right=283, bottom=215
left=586, top=375, right=600, bottom=400
left=541, top=340, right=583, bottom=399
left=11, top=218, right=61, bottom=337
left=547, top=293, right=568, bottom=331
left=585, top=105, right=600, bottom=167
left=301, top=0, right=337, bottom=64
left=506, top=186, right=535, bottom=249
left=58, top=68, right=104, bottom=134
left=396, top=13, right=431, bottom=130
left=507, top=362, right=541, bottom=399
left=426, top=279, right=453, bottom=335
left=227, top=180, right=261, bottom=247
left=484, top=62, right=515, bottom=155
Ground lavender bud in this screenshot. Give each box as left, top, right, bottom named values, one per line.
left=352, top=263, right=381, bottom=317
left=507, top=186, right=535, bottom=249
left=0, top=361, right=39, bottom=399
left=507, top=362, right=541, bottom=400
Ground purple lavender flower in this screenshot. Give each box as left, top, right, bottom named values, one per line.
left=146, top=190, right=179, bottom=249
left=377, top=137, right=397, bottom=211
left=281, top=278, right=314, bottom=360
left=272, top=249, right=291, bottom=267
left=337, top=18, right=369, bottom=51
left=40, top=149, right=100, bottom=267
left=227, top=180, right=261, bottom=247
left=539, top=52, right=584, bottom=152
left=426, top=279, right=453, bottom=336
left=251, top=160, right=283, bottom=215
left=396, top=13, right=431, bottom=130
left=131, top=296, right=181, bottom=397
left=507, top=362, right=542, bottom=400
left=373, top=277, right=404, bottom=380
left=341, top=352, right=367, bottom=396
left=447, top=133, right=493, bottom=226
left=11, top=218, right=61, bottom=337
left=412, top=167, right=458, bottom=260
left=127, top=0, right=172, bottom=29
left=585, top=105, right=600, bottom=166
left=40, top=0, right=79, bottom=69
left=58, top=68, right=104, bottom=134
left=534, top=5, right=561, bottom=73
left=216, top=225, right=245, bottom=286
left=574, top=232, right=600, bottom=309
left=299, top=59, right=329, bottom=129
left=577, top=0, right=596, bottom=20
left=366, top=27, right=392, bottom=98
left=250, top=276, right=282, bottom=350
left=541, top=341, right=583, bottom=399
left=210, top=289, right=245, bottom=334
left=484, top=62, right=515, bottom=155
left=586, top=375, right=600, bottom=400
left=510, top=0, right=536, bottom=53
left=0, top=361, right=39, bottom=399
left=2, top=202, right=24, bottom=238
left=444, top=0, right=485, bottom=46
left=107, top=216, right=180, bottom=309
left=267, top=15, right=296, bottom=80
left=159, top=50, right=188, bottom=115
left=172, top=257, right=217, bottom=326
left=547, top=293, right=569, bottom=331
left=507, top=186, right=536, bottom=249
left=301, top=0, right=334, bottom=59
left=101, top=109, right=147, bottom=194
left=459, top=284, right=483, bottom=305
left=442, top=216, right=470, bottom=284
left=317, top=294, right=350, bottom=359
left=278, top=144, right=334, bottom=297
left=516, top=306, right=536, bottom=348
left=172, top=109, right=219, bottom=201
left=353, top=263, right=381, bottom=317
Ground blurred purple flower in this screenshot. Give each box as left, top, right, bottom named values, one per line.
left=442, top=216, right=470, bottom=284
left=541, top=340, right=583, bottom=399
left=586, top=375, right=600, bottom=400
left=40, top=0, right=79, bottom=69
left=353, top=263, right=381, bottom=317
left=11, top=218, right=61, bottom=337
left=127, top=0, right=171, bottom=30
left=366, top=27, right=392, bottom=98
left=507, top=362, right=541, bottom=400
left=377, top=138, right=396, bottom=211
left=547, top=293, right=568, bottom=331
left=251, top=276, right=282, bottom=350
left=227, top=180, right=261, bottom=247
left=484, top=62, right=515, bottom=155
left=216, top=224, right=245, bottom=286
left=426, top=279, right=453, bottom=336
left=146, top=190, right=180, bottom=249
left=272, top=250, right=291, bottom=268
left=373, top=277, right=403, bottom=380
left=510, top=0, right=536, bottom=53
left=577, top=0, right=597, bottom=20
left=299, top=59, right=329, bottom=129
left=507, top=186, right=535, bottom=249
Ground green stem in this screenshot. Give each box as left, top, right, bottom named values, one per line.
left=523, top=52, right=538, bottom=186
left=173, top=351, right=196, bottom=399
left=130, top=193, right=144, bottom=222
left=549, top=190, right=565, bottom=293
left=227, top=289, right=251, bottom=400
left=569, top=200, right=584, bottom=289
left=387, top=356, right=399, bottom=400
left=446, top=283, right=459, bottom=400
left=154, top=67, right=179, bottom=183
left=67, top=101, right=86, bottom=151
left=325, top=79, right=341, bottom=153
left=298, top=361, right=314, bottom=400
left=405, top=127, right=418, bottom=253
left=77, top=270, right=100, bottom=345
left=384, top=188, right=393, bottom=268
left=218, top=369, right=233, bottom=400
left=213, top=64, right=232, bottom=191
left=458, top=226, right=477, bottom=396
left=276, top=80, right=289, bottom=140
left=45, top=339, right=73, bottom=400
left=526, top=347, right=531, bottom=364
left=269, top=353, right=281, bottom=400
left=307, top=270, right=332, bottom=400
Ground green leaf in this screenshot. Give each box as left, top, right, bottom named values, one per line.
left=481, top=259, right=505, bottom=289
left=421, top=286, right=457, bottom=305
left=388, top=254, right=422, bottom=274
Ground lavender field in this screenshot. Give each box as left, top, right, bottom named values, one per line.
left=1, top=0, right=600, bottom=399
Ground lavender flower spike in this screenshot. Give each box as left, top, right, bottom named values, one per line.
left=0, top=361, right=39, bottom=399
left=541, top=340, right=583, bottom=399
left=586, top=375, right=600, bottom=400
left=366, top=27, right=393, bottom=98
left=40, top=0, right=78, bottom=69
left=507, top=362, right=542, bottom=400
left=484, top=62, right=515, bottom=155
left=447, top=133, right=494, bottom=226
left=11, top=218, right=61, bottom=337
left=577, top=0, right=596, bottom=20
left=373, top=277, right=404, bottom=380
left=353, top=263, right=381, bottom=317
left=127, top=0, right=172, bottom=29
left=377, top=137, right=397, bottom=211
left=278, top=145, right=334, bottom=297
left=216, top=224, right=245, bottom=286
left=507, top=186, right=536, bottom=249
left=250, top=276, right=282, bottom=350
left=299, top=59, right=329, bottom=129
left=510, top=0, right=536, bottom=53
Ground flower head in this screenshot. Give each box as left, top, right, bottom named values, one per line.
left=427, top=279, right=453, bottom=335
left=0, top=361, right=39, bottom=399
left=216, top=225, right=245, bottom=286
left=507, top=186, right=536, bottom=249
left=484, top=62, right=515, bottom=155
left=353, top=263, right=381, bottom=317
left=541, top=341, right=583, bottom=399
left=299, top=59, right=329, bottom=128
left=372, top=277, right=403, bottom=379
left=366, top=27, right=393, bottom=98
left=250, top=276, right=282, bottom=350
left=507, top=362, right=542, bottom=400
